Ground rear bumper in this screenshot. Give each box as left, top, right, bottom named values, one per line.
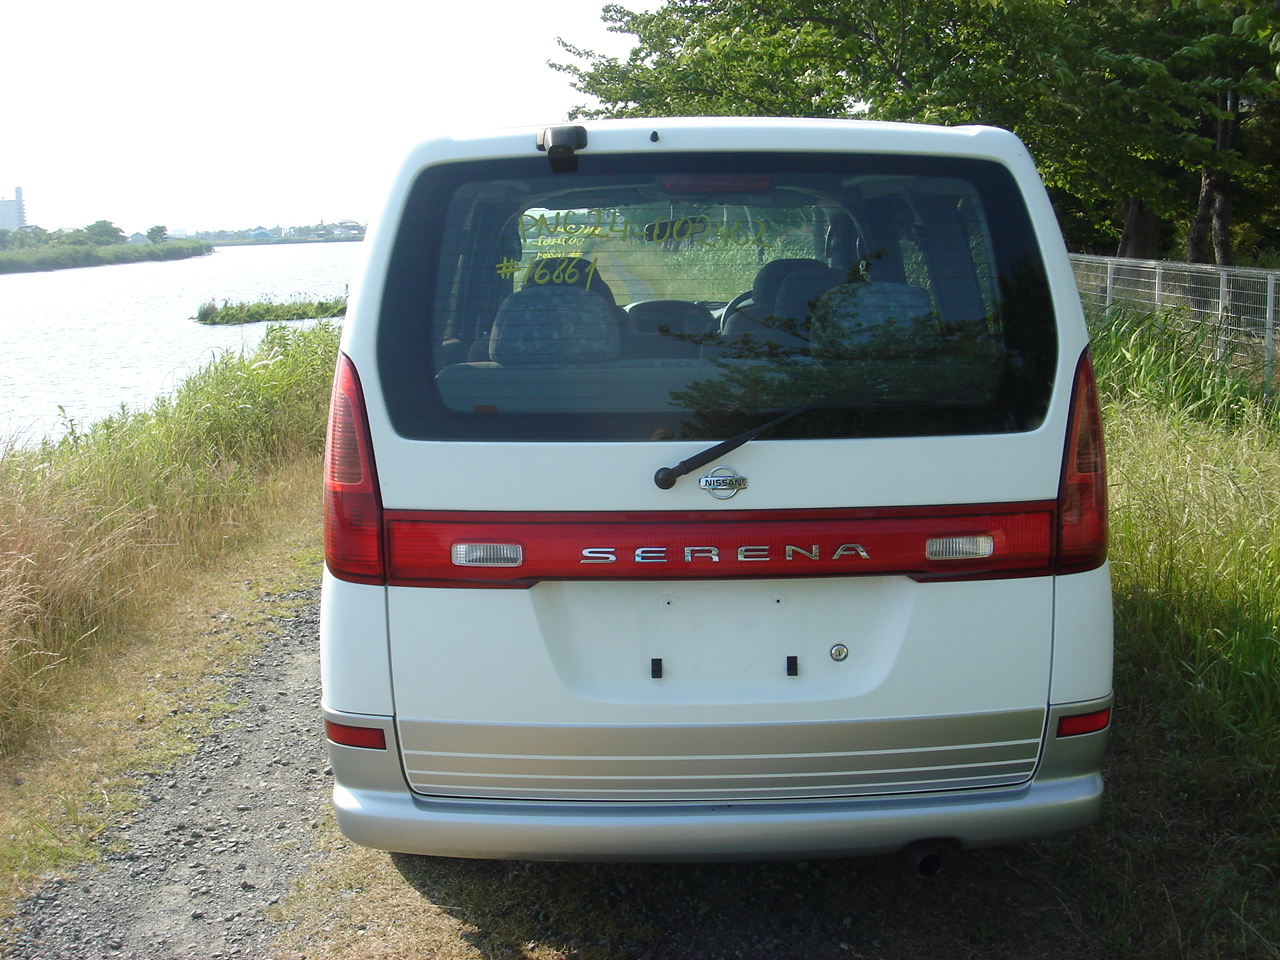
left=325, top=697, right=1110, bottom=861
left=329, top=769, right=1103, bottom=862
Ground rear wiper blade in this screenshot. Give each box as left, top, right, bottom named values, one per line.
left=653, top=405, right=813, bottom=490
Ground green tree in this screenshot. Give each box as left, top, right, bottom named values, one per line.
left=146, top=225, right=169, bottom=244
left=51, top=228, right=90, bottom=246
left=84, top=220, right=127, bottom=245
left=557, top=0, right=1280, bottom=263
left=18, top=226, right=50, bottom=248
left=1179, top=0, right=1280, bottom=78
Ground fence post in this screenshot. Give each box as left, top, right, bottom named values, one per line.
left=1267, top=274, right=1277, bottom=400
left=1105, top=259, right=1115, bottom=313
left=1155, top=261, right=1163, bottom=311
left=1218, top=268, right=1231, bottom=363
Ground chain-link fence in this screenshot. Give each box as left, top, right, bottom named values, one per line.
left=1070, top=253, right=1280, bottom=396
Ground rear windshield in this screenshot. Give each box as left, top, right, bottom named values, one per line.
left=377, top=151, right=1057, bottom=441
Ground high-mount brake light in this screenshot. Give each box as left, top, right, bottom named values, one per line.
left=324, top=354, right=385, bottom=584
left=660, top=174, right=773, bottom=194
left=1056, top=351, right=1108, bottom=574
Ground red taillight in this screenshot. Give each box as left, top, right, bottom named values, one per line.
left=324, top=354, right=385, bottom=583
left=1056, top=706, right=1111, bottom=737
left=1056, top=350, right=1108, bottom=574
left=325, top=719, right=387, bottom=750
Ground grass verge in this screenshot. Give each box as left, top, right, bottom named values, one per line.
left=0, top=458, right=323, bottom=905
left=0, top=316, right=338, bottom=904
left=0, top=321, right=339, bottom=755
left=1064, top=308, right=1280, bottom=957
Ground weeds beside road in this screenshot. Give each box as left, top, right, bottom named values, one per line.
left=0, top=321, right=339, bottom=756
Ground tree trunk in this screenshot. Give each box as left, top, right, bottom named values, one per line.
left=1116, top=197, right=1163, bottom=260
left=1187, top=97, right=1239, bottom=267
left=1187, top=166, right=1235, bottom=267
left=1187, top=168, right=1216, bottom=265
left=1211, top=170, right=1234, bottom=267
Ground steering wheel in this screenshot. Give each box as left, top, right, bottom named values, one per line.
left=719, top=290, right=754, bottom=328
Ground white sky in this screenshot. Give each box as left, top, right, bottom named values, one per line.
left=3, top=0, right=648, bottom=234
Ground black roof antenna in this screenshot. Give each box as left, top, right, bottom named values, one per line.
left=537, top=125, right=588, bottom=173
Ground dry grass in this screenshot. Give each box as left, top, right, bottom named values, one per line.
left=0, top=458, right=322, bottom=905
left=0, top=322, right=337, bottom=755
left=0, top=320, right=338, bottom=903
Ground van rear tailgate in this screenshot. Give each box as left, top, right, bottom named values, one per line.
left=387, top=574, right=1051, bottom=801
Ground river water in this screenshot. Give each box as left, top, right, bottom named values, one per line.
left=0, top=242, right=362, bottom=442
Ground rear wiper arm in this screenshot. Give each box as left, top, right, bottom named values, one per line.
left=653, top=405, right=813, bottom=490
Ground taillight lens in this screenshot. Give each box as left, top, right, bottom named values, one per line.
left=1056, top=706, right=1111, bottom=737
left=325, top=719, right=387, bottom=750
left=1056, top=351, right=1108, bottom=574
left=324, top=354, right=384, bottom=583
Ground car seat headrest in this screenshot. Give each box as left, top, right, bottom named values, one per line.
left=489, top=285, right=622, bottom=365
left=751, top=258, right=827, bottom=315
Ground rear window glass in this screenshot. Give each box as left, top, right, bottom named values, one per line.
left=377, top=152, right=1056, bottom=441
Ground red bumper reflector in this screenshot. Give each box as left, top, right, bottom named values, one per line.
left=325, top=720, right=387, bottom=750
left=1056, top=707, right=1111, bottom=738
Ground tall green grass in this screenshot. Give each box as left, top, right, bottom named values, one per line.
left=1079, top=308, right=1280, bottom=955
left=195, top=296, right=347, bottom=325
left=0, top=322, right=339, bottom=753
left=1090, top=307, right=1276, bottom=429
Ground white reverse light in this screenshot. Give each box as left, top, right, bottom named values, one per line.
left=451, top=543, right=524, bottom=567
left=925, top=535, right=995, bottom=561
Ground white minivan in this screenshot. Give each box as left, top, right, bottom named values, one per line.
left=321, top=117, right=1113, bottom=862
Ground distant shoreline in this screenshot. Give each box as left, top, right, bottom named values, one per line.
left=207, top=236, right=365, bottom=248
left=0, top=236, right=365, bottom=274
left=0, top=240, right=214, bottom=276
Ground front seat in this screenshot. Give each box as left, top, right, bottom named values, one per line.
left=719, top=258, right=830, bottom=354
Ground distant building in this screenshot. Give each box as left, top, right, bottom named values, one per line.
left=128, top=232, right=152, bottom=245
left=0, top=187, right=25, bottom=231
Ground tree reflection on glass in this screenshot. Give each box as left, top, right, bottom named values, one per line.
left=667, top=258, right=1008, bottom=440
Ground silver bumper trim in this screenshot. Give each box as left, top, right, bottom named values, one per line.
left=330, top=772, right=1102, bottom=861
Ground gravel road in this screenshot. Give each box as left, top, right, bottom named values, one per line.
left=2, top=589, right=327, bottom=960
